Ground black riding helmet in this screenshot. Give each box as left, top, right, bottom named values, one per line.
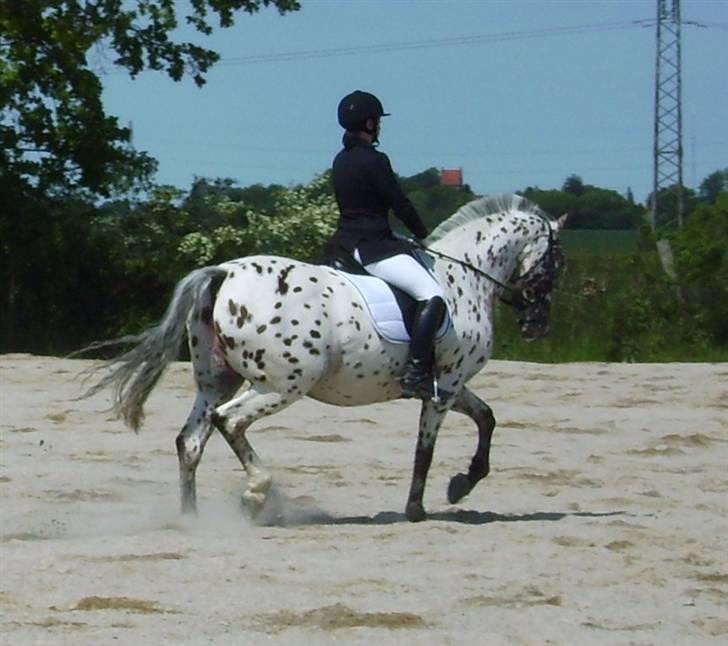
left=337, top=90, right=390, bottom=133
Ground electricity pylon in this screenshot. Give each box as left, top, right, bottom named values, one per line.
left=651, top=0, right=684, bottom=229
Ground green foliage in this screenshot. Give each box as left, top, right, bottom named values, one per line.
left=0, top=0, right=299, bottom=196
left=698, top=168, right=728, bottom=204
left=494, top=243, right=722, bottom=363
left=649, top=185, right=700, bottom=229
left=2, top=166, right=727, bottom=360
left=177, top=174, right=338, bottom=265
left=0, top=0, right=301, bottom=349
left=398, top=167, right=476, bottom=232
left=494, top=197, right=728, bottom=362
left=672, top=196, right=728, bottom=344
left=523, top=177, right=646, bottom=229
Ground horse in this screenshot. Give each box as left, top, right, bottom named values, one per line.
left=81, top=194, right=566, bottom=522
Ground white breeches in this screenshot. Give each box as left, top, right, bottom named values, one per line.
left=354, top=251, right=444, bottom=302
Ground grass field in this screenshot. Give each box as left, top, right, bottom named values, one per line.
left=559, top=229, right=638, bottom=253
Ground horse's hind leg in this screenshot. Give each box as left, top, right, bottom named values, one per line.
left=177, top=304, right=243, bottom=514
left=447, top=387, right=496, bottom=504
left=175, top=377, right=242, bottom=514
left=176, top=374, right=241, bottom=514
left=210, top=387, right=298, bottom=513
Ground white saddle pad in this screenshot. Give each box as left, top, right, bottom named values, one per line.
left=341, top=273, right=450, bottom=344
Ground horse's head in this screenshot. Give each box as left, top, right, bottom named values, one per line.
left=510, top=213, right=567, bottom=341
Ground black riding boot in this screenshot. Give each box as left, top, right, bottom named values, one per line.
left=401, top=296, right=447, bottom=400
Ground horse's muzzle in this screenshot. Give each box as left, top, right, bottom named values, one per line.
left=518, top=300, right=552, bottom=341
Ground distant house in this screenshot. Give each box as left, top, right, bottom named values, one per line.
left=440, top=168, right=463, bottom=189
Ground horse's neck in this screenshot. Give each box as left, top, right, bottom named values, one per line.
left=434, top=219, right=528, bottom=284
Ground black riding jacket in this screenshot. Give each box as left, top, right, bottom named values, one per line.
left=329, top=134, right=428, bottom=264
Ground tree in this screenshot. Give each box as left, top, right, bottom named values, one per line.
left=0, top=0, right=300, bottom=352
left=673, top=194, right=728, bottom=344
left=0, top=0, right=300, bottom=197
left=698, top=168, right=728, bottom=204
left=562, top=174, right=585, bottom=197
left=398, top=168, right=475, bottom=232
left=521, top=188, right=577, bottom=222
left=524, top=181, right=645, bottom=229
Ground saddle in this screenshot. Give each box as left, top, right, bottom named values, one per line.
left=319, top=243, right=449, bottom=344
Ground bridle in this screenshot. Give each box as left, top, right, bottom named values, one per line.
left=415, top=218, right=564, bottom=310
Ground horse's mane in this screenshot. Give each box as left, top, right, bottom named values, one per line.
left=427, top=194, right=550, bottom=244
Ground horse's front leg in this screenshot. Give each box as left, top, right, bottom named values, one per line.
left=447, top=387, right=495, bottom=504
left=405, top=399, right=451, bottom=522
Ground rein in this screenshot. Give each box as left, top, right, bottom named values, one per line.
left=416, top=242, right=514, bottom=294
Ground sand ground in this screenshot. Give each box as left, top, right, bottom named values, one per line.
left=1, top=354, right=726, bottom=645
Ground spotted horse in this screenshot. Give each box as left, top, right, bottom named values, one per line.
left=82, top=195, right=567, bottom=522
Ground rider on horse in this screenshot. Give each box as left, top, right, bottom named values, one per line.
left=327, top=90, right=447, bottom=400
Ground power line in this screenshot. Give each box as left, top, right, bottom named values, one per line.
left=214, top=20, right=656, bottom=66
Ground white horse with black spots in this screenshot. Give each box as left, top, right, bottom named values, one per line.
left=82, top=195, right=566, bottom=522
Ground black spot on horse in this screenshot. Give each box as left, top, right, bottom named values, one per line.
left=276, top=265, right=295, bottom=295
left=228, top=299, right=238, bottom=316
left=256, top=325, right=267, bottom=334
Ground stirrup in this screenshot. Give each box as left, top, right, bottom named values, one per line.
left=401, top=373, right=452, bottom=403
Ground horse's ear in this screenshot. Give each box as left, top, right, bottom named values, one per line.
left=554, top=212, right=569, bottom=232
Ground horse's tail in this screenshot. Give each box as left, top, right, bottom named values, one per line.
left=78, top=265, right=227, bottom=431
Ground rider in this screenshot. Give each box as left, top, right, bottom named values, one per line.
left=327, top=90, right=447, bottom=400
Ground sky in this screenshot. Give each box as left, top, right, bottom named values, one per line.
left=99, top=0, right=728, bottom=204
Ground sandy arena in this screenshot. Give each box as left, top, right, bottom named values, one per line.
left=1, top=354, right=726, bottom=645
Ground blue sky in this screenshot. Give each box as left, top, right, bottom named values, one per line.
left=100, top=0, right=727, bottom=204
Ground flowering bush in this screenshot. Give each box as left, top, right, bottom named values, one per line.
left=178, top=174, right=337, bottom=264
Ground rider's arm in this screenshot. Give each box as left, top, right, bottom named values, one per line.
left=373, top=152, right=429, bottom=240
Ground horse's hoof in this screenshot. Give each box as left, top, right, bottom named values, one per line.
left=241, top=491, right=267, bottom=517
left=405, top=502, right=427, bottom=523
left=180, top=496, right=198, bottom=516
left=447, top=473, right=472, bottom=504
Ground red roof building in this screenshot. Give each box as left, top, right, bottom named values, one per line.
left=440, top=168, right=463, bottom=188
